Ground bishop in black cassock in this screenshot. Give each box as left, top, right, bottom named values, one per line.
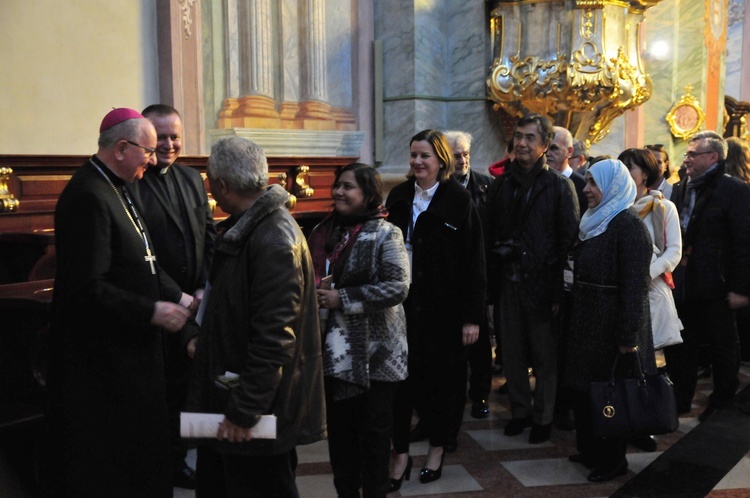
left=46, top=109, right=191, bottom=498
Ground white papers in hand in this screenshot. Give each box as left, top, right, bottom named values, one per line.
left=180, top=412, right=277, bottom=439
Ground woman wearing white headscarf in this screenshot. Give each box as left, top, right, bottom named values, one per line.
left=562, top=159, right=657, bottom=482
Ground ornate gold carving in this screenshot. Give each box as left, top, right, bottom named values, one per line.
left=179, top=0, right=197, bottom=39
left=487, top=1, right=657, bottom=145
left=0, top=167, right=20, bottom=213
left=293, top=166, right=314, bottom=198
left=580, top=10, right=596, bottom=39
left=666, top=85, right=706, bottom=140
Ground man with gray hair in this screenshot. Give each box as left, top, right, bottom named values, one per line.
left=444, top=130, right=493, bottom=422
left=187, top=137, right=325, bottom=497
left=666, top=130, right=750, bottom=422
left=546, top=126, right=587, bottom=214
left=569, top=138, right=589, bottom=175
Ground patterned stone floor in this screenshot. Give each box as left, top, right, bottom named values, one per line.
left=172, top=364, right=750, bottom=498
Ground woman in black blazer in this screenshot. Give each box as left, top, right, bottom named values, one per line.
left=385, top=129, right=487, bottom=490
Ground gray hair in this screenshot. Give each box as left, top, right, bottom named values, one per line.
left=208, top=137, right=268, bottom=193
left=572, top=138, right=589, bottom=159
left=98, top=118, right=146, bottom=148
left=444, top=130, right=472, bottom=151
left=690, top=130, right=728, bottom=161
left=553, top=126, right=573, bottom=148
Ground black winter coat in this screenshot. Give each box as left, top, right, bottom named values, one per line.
left=485, top=159, right=580, bottom=308
left=670, top=163, right=750, bottom=302
left=386, top=178, right=487, bottom=363
left=562, top=209, right=657, bottom=392
left=465, top=169, right=492, bottom=209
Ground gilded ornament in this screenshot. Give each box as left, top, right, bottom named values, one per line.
left=666, top=85, right=706, bottom=140
left=487, top=0, right=658, bottom=145
left=0, top=167, right=20, bottom=213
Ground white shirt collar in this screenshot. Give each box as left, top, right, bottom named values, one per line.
left=561, top=165, right=573, bottom=178
left=414, top=180, right=439, bottom=199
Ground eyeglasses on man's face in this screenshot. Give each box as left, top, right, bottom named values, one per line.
left=125, top=140, right=157, bottom=158
left=683, top=150, right=714, bottom=159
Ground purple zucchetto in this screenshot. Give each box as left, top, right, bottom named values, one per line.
left=99, top=108, right=145, bottom=133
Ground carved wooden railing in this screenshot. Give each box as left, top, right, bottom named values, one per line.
left=0, top=155, right=356, bottom=234
left=724, top=96, right=750, bottom=140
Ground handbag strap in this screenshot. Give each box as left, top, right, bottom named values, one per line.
left=609, top=349, right=646, bottom=382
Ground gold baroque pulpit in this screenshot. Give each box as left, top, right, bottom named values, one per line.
left=487, top=0, right=661, bottom=145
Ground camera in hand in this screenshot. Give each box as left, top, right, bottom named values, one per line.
left=493, top=239, right=520, bottom=260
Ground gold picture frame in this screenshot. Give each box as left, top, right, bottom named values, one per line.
left=666, top=85, right=706, bottom=140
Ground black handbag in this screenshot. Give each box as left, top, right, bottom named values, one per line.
left=589, top=352, right=679, bottom=438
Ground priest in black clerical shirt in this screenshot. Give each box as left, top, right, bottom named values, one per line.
left=126, top=104, right=216, bottom=489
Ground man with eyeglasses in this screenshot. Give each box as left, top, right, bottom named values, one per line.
left=569, top=138, right=589, bottom=175
left=46, top=108, right=194, bottom=496
left=126, top=104, right=217, bottom=489
left=665, top=130, right=750, bottom=423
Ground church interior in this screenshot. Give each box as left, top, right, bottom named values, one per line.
left=2, top=0, right=750, bottom=496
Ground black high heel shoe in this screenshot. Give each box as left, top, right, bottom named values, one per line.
left=419, top=452, right=445, bottom=484
left=388, top=455, right=413, bottom=492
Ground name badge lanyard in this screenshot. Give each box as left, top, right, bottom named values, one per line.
left=91, top=160, right=157, bottom=274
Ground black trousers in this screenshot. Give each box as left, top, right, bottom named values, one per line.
left=326, top=380, right=397, bottom=498
left=392, top=358, right=465, bottom=453
left=571, top=390, right=627, bottom=469
left=195, top=446, right=299, bottom=498
left=467, top=319, right=493, bottom=401
left=664, top=298, right=740, bottom=411
left=166, top=332, right=191, bottom=472
left=447, top=321, right=492, bottom=443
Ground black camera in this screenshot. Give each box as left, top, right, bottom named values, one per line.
left=493, top=239, right=520, bottom=260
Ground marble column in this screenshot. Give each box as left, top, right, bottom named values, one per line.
left=296, top=0, right=335, bottom=128
left=208, top=0, right=365, bottom=157
left=232, top=0, right=281, bottom=127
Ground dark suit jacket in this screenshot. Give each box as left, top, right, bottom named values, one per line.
left=568, top=169, right=587, bottom=215
left=127, top=163, right=216, bottom=294
left=670, top=162, right=750, bottom=302
left=465, top=169, right=492, bottom=209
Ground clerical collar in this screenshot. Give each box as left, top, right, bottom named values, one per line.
left=144, top=165, right=171, bottom=178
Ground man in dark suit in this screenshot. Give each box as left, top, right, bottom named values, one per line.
left=547, top=127, right=587, bottom=215
left=666, top=130, right=750, bottom=421
left=47, top=108, right=193, bottom=497
left=485, top=115, right=579, bottom=444
left=445, top=131, right=494, bottom=445
left=127, top=104, right=216, bottom=489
